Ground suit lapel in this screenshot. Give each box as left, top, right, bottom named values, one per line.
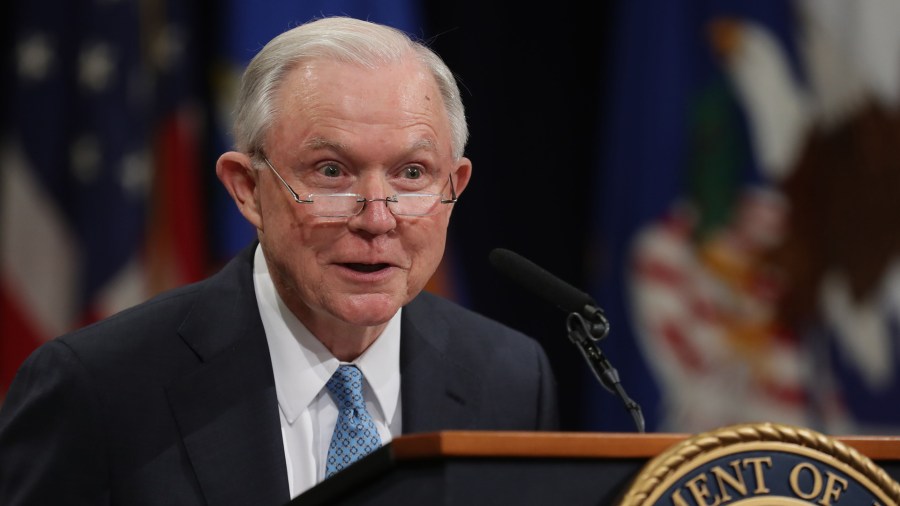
left=166, top=245, right=289, bottom=506
left=400, top=295, right=484, bottom=433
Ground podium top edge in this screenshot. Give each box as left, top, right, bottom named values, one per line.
left=390, top=430, right=900, bottom=461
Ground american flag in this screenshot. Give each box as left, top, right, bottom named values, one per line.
left=1, top=0, right=207, bottom=399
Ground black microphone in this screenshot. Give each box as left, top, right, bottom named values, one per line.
left=489, top=247, right=644, bottom=433
left=488, top=247, right=609, bottom=339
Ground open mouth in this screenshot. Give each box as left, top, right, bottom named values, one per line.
left=343, top=263, right=390, bottom=273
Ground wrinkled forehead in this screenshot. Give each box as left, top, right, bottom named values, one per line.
left=282, top=55, right=441, bottom=107
left=268, top=57, right=454, bottom=151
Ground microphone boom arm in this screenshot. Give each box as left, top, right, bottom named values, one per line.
left=488, top=247, right=645, bottom=433
left=566, top=312, right=645, bottom=433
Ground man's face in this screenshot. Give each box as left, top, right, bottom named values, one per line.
left=254, top=56, right=471, bottom=337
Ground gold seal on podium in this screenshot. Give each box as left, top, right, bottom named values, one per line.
left=620, top=422, right=900, bottom=506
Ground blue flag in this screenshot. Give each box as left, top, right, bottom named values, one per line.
left=586, top=0, right=900, bottom=434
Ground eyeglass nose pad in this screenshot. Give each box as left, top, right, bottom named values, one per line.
left=355, top=196, right=396, bottom=220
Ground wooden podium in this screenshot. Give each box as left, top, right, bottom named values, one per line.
left=290, top=431, right=900, bottom=505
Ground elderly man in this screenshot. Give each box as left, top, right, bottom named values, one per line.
left=0, top=16, right=559, bottom=505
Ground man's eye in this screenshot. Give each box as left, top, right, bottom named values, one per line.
left=319, top=164, right=341, bottom=177
left=403, top=166, right=422, bottom=179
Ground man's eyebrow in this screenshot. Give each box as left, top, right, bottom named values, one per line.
left=304, top=137, right=347, bottom=151
left=409, top=139, right=437, bottom=152
left=304, top=137, right=438, bottom=154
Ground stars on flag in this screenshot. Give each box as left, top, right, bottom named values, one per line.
left=70, top=134, right=103, bottom=185
left=120, top=150, right=152, bottom=198
left=16, top=33, right=55, bottom=82
left=78, top=41, right=117, bottom=93
left=151, top=24, right=186, bottom=73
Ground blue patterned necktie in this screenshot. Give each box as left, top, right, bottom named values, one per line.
left=324, top=365, right=382, bottom=478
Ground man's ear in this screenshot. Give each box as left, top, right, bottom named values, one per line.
left=216, top=151, right=263, bottom=229
left=452, top=157, right=473, bottom=196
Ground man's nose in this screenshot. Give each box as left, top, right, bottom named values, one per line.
left=348, top=179, right=397, bottom=234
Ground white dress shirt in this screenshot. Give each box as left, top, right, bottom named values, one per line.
left=252, top=245, right=403, bottom=498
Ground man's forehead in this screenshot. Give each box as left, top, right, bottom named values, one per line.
left=282, top=58, right=431, bottom=106
left=267, top=58, right=453, bottom=156
left=289, top=55, right=431, bottom=88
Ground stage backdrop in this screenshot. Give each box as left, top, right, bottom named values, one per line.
left=4, top=0, right=899, bottom=437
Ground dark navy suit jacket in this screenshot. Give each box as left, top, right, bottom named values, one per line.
left=0, top=244, right=559, bottom=505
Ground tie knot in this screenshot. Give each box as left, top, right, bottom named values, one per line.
left=326, top=364, right=366, bottom=410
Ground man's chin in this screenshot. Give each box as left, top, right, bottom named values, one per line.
left=334, top=293, right=405, bottom=327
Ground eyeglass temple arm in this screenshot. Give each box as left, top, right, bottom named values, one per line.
left=440, top=174, right=458, bottom=204
left=261, top=155, right=314, bottom=204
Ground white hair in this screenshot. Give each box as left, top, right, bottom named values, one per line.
left=232, top=16, right=469, bottom=160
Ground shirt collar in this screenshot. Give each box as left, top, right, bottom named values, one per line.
left=252, top=244, right=402, bottom=424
